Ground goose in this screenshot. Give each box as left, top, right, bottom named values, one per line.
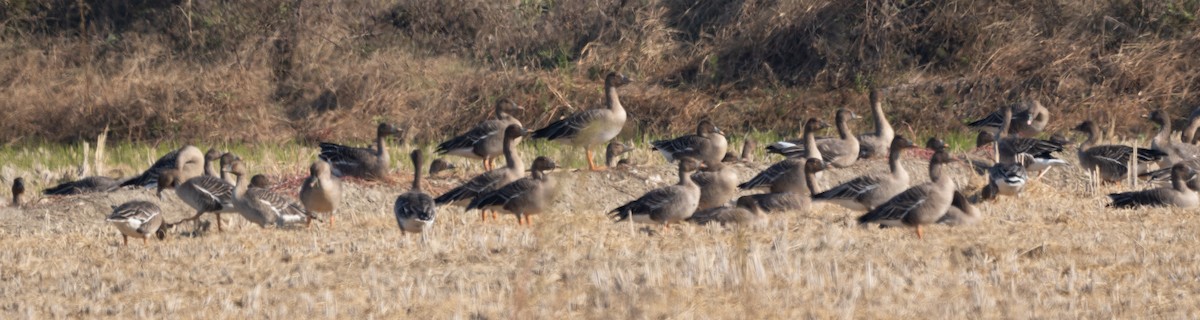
left=1108, top=163, right=1199, bottom=209
left=768, top=109, right=861, bottom=168
left=1183, top=107, right=1200, bottom=144
left=106, top=200, right=173, bottom=246
left=980, top=161, right=1027, bottom=201
left=250, top=174, right=272, bottom=188
left=1146, top=109, right=1200, bottom=166
left=436, top=99, right=524, bottom=170
left=744, top=158, right=823, bottom=213
left=11, top=177, right=24, bottom=207
left=856, top=89, right=895, bottom=160
left=1072, top=121, right=1167, bottom=184
left=224, top=160, right=318, bottom=228
left=300, top=160, right=342, bottom=227
left=429, top=158, right=457, bottom=177
left=739, top=138, right=756, bottom=163
left=975, top=130, right=1068, bottom=180
left=687, top=196, right=768, bottom=228
left=531, top=72, right=633, bottom=171
left=992, top=105, right=1064, bottom=165
left=467, top=156, right=559, bottom=225
left=741, top=118, right=829, bottom=191
left=856, top=145, right=958, bottom=239
left=937, top=191, right=982, bottom=226
left=609, top=157, right=704, bottom=230
left=204, top=148, right=223, bottom=177
left=394, top=149, right=437, bottom=234
left=692, top=160, right=739, bottom=211
left=651, top=119, right=727, bottom=165
left=435, top=124, right=526, bottom=221
left=605, top=141, right=632, bottom=168
left=161, top=152, right=239, bottom=232
left=318, top=122, right=402, bottom=180
left=120, top=145, right=205, bottom=188
left=43, top=176, right=120, bottom=195
left=967, top=98, right=1050, bottom=137
left=812, top=135, right=917, bottom=211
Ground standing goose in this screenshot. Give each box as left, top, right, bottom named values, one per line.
left=394, top=149, right=437, bottom=234
left=856, top=89, right=895, bottom=160
left=812, top=135, right=917, bottom=211
left=967, top=98, right=1050, bottom=137
left=224, top=160, right=318, bottom=228
left=203, top=148, right=223, bottom=177
left=744, top=158, right=822, bottom=213
left=120, top=145, right=205, bottom=188
left=937, top=191, right=982, bottom=226
left=741, top=118, right=829, bottom=190
left=162, top=152, right=239, bottom=232
left=106, top=200, right=173, bottom=246
left=531, top=72, right=633, bottom=171
left=992, top=105, right=1064, bottom=165
left=1108, top=163, right=1199, bottom=208
left=609, top=158, right=704, bottom=229
left=856, top=145, right=958, bottom=239
left=1072, top=121, right=1167, bottom=184
left=692, top=160, right=739, bottom=211
left=11, top=177, right=24, bottom=207
left=299, top=160, right=342, bottom=227
left=467, top=156, right=559, bottom=225
left=436, top=99, right=524, bottom=171
left=318, top=123, right=402, bottom=181
left=768, top=109, right=861, bottom=168
left=651, top=119, right=728, bottom=165
left=687, top=196, right=768, bottom=228
left=1146, top=109, right=1200, bottom=166
left=435, top=124, right=526, bottom=220
left=44, top=176, right=121, bottom=195
left=605, top=141, right=632, bottom=168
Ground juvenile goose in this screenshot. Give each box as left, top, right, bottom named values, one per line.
left=120, top=145, right=205, bottom=188
left=225, top=160, right=318, bottom=228
left=651, top=119, right=727, bottom=165
left=744, top=158, right=822, bottom=213
left=812, top=135, right=917, bottom=211
left=606, top=141, right=632, bottom=168
left=692, top=160, right=739, bottom=211
left=531, top=72, right=633, bottom=171
left=1146, top=109, right=1200, bottom=166
left=967, top=98, right=1050, bottom=137
left=318, top=123, right=402, bottom=180
left=937, top=191, right=982, bottom=226
left=106, top=200, right=173, bottom=246
left=857, top=89, right=895, bottom=160
left=11, top=177, right=24, bottom=207
left=435, top=124, right=526, bottom=220
left=1073, top=121, right=1167, bottom=184
left=44, top=176, right=120, bottom=195
left=436, top=99, right=524, bottom=171
left=741, top=118, right=828, bottom=190
left=856, top=145, right=958, bottom=239
left=1108, top=163, right=1199, bottom=209
left=687, top=196, right=768, bottom=228
left=429, top=158, right=457, bottom=177
left=394, top=149, right=437, bottom=234
left=468, top=156, right=559, bottom=225
left=300, top=160, right=342, bottom=227
left=769, top=109, right=861, bottom=168
left=162, top=152, right=239, bottom=232
left=610, top=157, right=704, bottom=229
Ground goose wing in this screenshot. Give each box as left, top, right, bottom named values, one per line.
left=738, top=159, right=801, bottom=190
left=120, top=149, right=181, bottom=187
left=814, top=174, right=884, bottom=200
left=437, top=119, right=506, bottom=154
left=318, top=142, right=377, bottom=173
left=434, top=169, right=509, bottom=204
left=531, top=109, right=608, bottom=141
left=107, top=201, right=161, bottom=223
left=467, top=177, right=538, bottom=211
left=857, top=185, right=930, bottom=224
left=609, top=187, right=680, bottom=222
left=1108, top=188, right=1173, bottom=208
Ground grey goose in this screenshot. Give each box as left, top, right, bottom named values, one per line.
left=1108, top=163, right=1199, bottom=209
left=158, top=152, right=239, bottom=232
left=743, top=158, right=823, bottom=213
left=44, top=176, right=121, bottom=195
left=812, top=135, right=917, bottom=211
left=687, top=196, right=768, bottom=228
left=651, top=119, right=728, bottom=165
left=436, top=99, right=524, bottom=171
left=605, top=141, right=632, bottom=168
left=224, top=160, right=318, bottom=228
left=692, top=160, right=739, bottom=211
left=967, top=98, right=1049, bottom=138
left=741, top=118, right=828, bottom=191
left=610, top=157, right=704, bottom=230
left=990, top=105, right=1064, bottom=165
left=120, top=145, right=205, bottom=188
left=768, top=109, right=861, bottom=168
left=1072, top=121, right=1167, bottom=184
left=318, top=123, right=402, bottom=181
left=531, top=72, right=632, bottom=171
left=107, top=200, right=173, bottom=246
left=11, top=177, right=24, bottom=208
left=937, top=191, right=982, bottom=226
left=428, top=158, right=457, bottom=177
left=435, top=124, right=526, bottom=221
left=394, top=149, right=437, bottom=234
left=856, top=89, right=895, bottom=160
left=856, top=143, right=957, bottom=239
left=467, top=156, right=559, bottom=225
left=300, top=160, right=342, bottom=227
left=1146, top=109, right=1200, bottom=167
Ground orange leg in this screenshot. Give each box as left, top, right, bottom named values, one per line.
left=523, top=215, right=532, bottom=226
left=329, top=215, right=336, bottom=228
left=514, top=214, right=523, bottom=225
left=143, top=237, right=148, bottom=245
left=492, top=211, right=498, bottom=220
left=586, top=147, right=607, bottom=171
left=915, top=225, right=925, bottom=240
left=481, top=210, right=489, bottom=222
left=216, top=213, right=224, bottom=232
left=121, top=235, right=128, bottom=246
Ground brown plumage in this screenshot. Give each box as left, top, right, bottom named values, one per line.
left=300, top=160, right=342, bottom=227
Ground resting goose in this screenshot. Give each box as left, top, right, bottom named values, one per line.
left=436, top=99, right=524, bottom=171
left=609, top=157, right=704, bottom=229
left=120, top=145, right=205, bottom=188
left=11, top=177, right=24, bottom=207
left=812, top=135, right=917, bottom=211
left=318, top=123, right=402, bottom=180
left=1146, top=109, right=1200, bottom=166
left=429, top=158, right=457, bottom=177
left=741, top=118, right=828, bottom=190
left=44, top=176, right=121, bottom=195
left=937, top=191, right=982, bottom=226
left=531, top=72, right=632, bottom=171
left=605, top=141, right=632, bottom=168
left=225, top=160, right=318, bottom=228
left=692, top=160, right=739, bottom=211
left=980, top=161, right=1027, bottom=201
left=394, top=149, right=437, bottom=234
left=856, top=144, right=957, bottom=239
left=967, top=98, right=1049, bottom=137
left=687, top=196, right=768, bottom=228
left=159, top=154, right=240, bottom=232
left=768, top=109, right=861, bottom=168
left=992, top=105, right=1064, bottom=165
left=107, top=200, right=173, bottom=246
left=300, top=160, right=342, bottom=227
left=467, top=156, right=559, bottom=225
left=435, top=124, right=526, bottom=220
left=1073, top=121, right=1167, bottom=184
left=1108, top=163, right=1199, bottom=209
left=856, top=89, right=895, bottom=160
left=743, top=158, right=822, bottom=213
left=651, top=119, right=727, bottom=165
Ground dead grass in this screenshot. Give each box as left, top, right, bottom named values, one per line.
left=2, top=140, right=1200, bottom=318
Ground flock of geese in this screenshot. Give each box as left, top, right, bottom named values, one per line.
left=9, top=72, right=1200, bottom=245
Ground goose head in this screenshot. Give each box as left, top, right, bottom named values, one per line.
left=975, top=131, right=995, bottom=148
left=804, top=158, right=826, bottom=174
left=429, top=158, right=457, bottom=176
left=250, top=174, right=272, bottom=189
left=377, top=123, right=403, bottom=138
left=204, top=148, right=223, bottom=162
left=891, top=135, right=917, bottom=151
left=156, top=169, right=182, bottom=200
left=529, top=156, right=559, bottom=173
left=804, top=118, right=831, bottom=133
left=605, top=72, right=633, bottom=88
left=926, top=137, right=947, bottom=152
left=835, top=108, right=861, bottom=122
left=696, top=119, right=724, bottom=137
left=503, top=124, right=526, bottom=141
left=495, top=98, right=523, bottom=118
left=309, top=160, right=333, bottom=179
left=223, top=159, right=247, bottom=178
left=678, top=157, right=705, bottom=174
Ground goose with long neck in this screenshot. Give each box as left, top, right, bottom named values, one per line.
left=300, top=160, right=343, bottom=227
left=1073, top=120, right=1167, bottom=184
left=651, top=119, right=728, bottom=165
left=743, top=158, right=823, bottom=213
left=395, top=149, right=437, bottom=234
left=225, top=160, right=316, bottom=228
left=1146, top=109, right=1200, bottom=167
left=812, top=135, right=917, bottom=211
left=857, top=89, right=895, bottom=160
left=740, top=118, right=829, bottom=191
left=609, top=158, right=704, bottom=230
left=967, top=98, right=1049, bottom=137
left=994, top=105, right=1064, bottom=165
left=1108, top=163, right=1199, bottom=208
left=435, top=124, right=526, bottom=221
left=531, top=72, right=632, bottom=171
left=120, top=145, right=205, bottom=188
left=857, top=141, right=957, bottom=239
left=767, top=109, right=860, bottom=168
left=691, top=160, right=739, bottom=211
left=1184, top=107, right=1200, bottom=144
left=161, top=152, right=239, bottom=232
left=11, top=178, right=24, bottom=208
left=436, top=99, right=524, bottom=171
left=318, top=122, right=402, bottom=181
left=467, top=156, right=560, bottom=225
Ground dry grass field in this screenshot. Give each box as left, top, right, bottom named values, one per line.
left=3, top=141, right=1200, bottom=319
